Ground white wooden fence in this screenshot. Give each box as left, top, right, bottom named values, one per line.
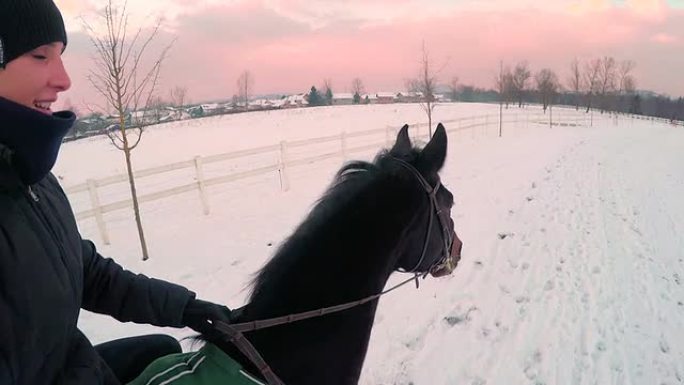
left=65, top=109, right=594, bottom=244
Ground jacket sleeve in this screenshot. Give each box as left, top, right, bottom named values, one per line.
left=80, top=239, right=195, bottom=327
left=55, top=330, right=120, bottom=385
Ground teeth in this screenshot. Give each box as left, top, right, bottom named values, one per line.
left=34, top=102, right=51, bottom=110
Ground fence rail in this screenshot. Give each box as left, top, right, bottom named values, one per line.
left=66, top=109, right=601, bottom=244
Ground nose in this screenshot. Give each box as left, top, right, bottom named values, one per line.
left=50, top=56, right=72, bottom=92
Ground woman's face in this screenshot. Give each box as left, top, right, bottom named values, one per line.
left=0, top=42, right=71, bottom=115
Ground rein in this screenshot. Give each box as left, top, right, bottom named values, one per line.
left=214, top=274, right=422, bottom=385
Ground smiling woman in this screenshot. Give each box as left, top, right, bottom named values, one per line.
left=0, top=0, right=71, bottom=115
left=0, top=42, right=71, bottom=114
left=0, top=1, right=234, bottom=385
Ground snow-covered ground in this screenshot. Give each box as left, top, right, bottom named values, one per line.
left=61, top=103, right=684, bottom=384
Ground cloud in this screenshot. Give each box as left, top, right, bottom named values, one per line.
left=56, top=0, right=684, bottom=110
left=173, top=2, right=311, bottom=43
left=650, top=32, right=679, bottom=43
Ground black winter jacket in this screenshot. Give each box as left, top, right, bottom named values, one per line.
left=0, top=98, right=195, bottom=385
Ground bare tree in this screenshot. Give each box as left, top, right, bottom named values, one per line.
left=535, top=69, right=559, bottom=113
left=351, top=78, right=365, bottom=95
left=583, top=58, right=601, bottom=113
left=617, top=60, right=636, bottom=94
left=323, top=78, right=333, bottom=106
left=237, top=70, right=253, bottom=110
left=415, top=42, right=439, bottom=137
left=148, top=95, right=168, bottom=123
left=448, top=76, right=459, bottom=102
left=623, top=76, right=636, bottom=94
left=613, top=60, right=636, bottom=113
left=598, top=56, right=617, bottom=112
left=568, top=58, right=582, bottom=110
left=405, top=78, right=419, bottom=93
left=169, top=85, right=187, bottom=108
left=83, top=0, right=173, bottom=260
left=351, top=78, right=364, bottom=104
left=495, top=64, right=514, bottom=109
left=512, top=61, right=531, bottom=107
left=495, top=61, right=513, bottom=136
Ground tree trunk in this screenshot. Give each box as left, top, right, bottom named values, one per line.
left=125, top=147, right=149, bottom=261
left=428, top=103, right=433, bottom=138
left=586, top=95, right=592, bottom=113
left=498, top=101, right=502, bottom=137
left=120, top=115, right=149, bottom=261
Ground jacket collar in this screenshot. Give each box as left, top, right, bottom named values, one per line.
left=0, top=97, right=75, bottom=185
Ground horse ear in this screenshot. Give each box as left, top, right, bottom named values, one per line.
left=390, top=124, right=412, bottom=156
left=420, top=123, right=447, bottom=173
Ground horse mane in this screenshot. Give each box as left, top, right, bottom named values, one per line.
left=246, top=147, right=423, bottom=305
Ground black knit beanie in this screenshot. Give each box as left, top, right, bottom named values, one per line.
left=0, top=0, right=67, bottom=68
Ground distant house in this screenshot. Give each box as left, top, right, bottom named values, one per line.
left=283, top=94, right=308, bottom=108
left=164, top=106, right=190, bottom=121
left=375, top=92, right=396, bottom=104
left=332, top=93, right=355, bottom=105
left=250, top=98, right=287, bottom=110
left=404, top=92, right=423, bottom=103
left=201, top=103, right=222, bottom=113
left=269, top=99, right=287, bottom=108
left=396, top=92, right=422, bottom=103
left=187, top=103, right=224, bottom=116
left=362, top=93, right=377, bottom=104
left=434, top=94, right=447, bottom=102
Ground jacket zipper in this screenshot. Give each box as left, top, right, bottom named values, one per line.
left=28, top=185, right=39, bottom=202
left=25, top=185, right=79, bottom=295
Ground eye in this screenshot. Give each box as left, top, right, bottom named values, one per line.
left=32, top=54, right=47, bottom=61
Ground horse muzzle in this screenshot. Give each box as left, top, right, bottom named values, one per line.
left=430, top=232, right=462, bottom=277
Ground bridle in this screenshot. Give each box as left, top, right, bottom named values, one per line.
left=213, top=156, right=458, bottom=385
left=390, top=156, right=455, bottom=277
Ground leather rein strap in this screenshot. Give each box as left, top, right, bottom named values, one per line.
left=214, top=274, right=419, bottom=385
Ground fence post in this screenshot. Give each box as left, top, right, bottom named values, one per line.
left=470, top=117, right=475, bottom=139
left=278, top=141, right=290, bottom=192
left=340, top=131, right=347, bottom=161
left=87, top=179, right=110, bottom=245
left=194, top=156, right=210, bottom=215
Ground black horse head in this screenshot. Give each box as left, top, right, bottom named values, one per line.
left=211, top=123, right=462, bottom=385
left=386, top=123, right=462, bottom=276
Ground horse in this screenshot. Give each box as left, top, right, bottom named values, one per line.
left=131, top=123, right=462, bottom=385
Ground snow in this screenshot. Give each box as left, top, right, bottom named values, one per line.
left=59, top=103, right=684, bottom=384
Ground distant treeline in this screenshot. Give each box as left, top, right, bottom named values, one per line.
left=448, top=85, right=683, bottom=122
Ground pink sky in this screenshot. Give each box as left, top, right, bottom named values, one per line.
left=56, top=0, right=684, bottom=110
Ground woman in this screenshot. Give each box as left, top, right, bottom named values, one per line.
left=0, top=1, right=231, bottom=384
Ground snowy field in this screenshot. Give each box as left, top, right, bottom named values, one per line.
left=61, top=103, right=684, bottom=384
